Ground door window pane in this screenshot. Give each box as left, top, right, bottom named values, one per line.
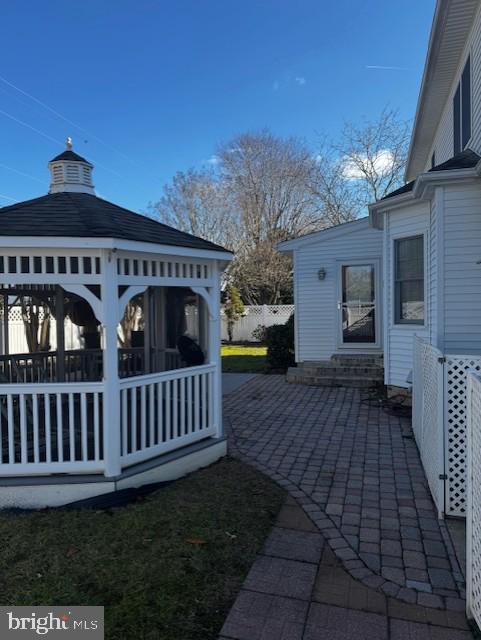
left=342, top=265, right=375, bottom=343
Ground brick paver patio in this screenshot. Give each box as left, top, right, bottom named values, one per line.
left=223, top=376, right=467, bottom=613
left=220, top=494, right=473, bottom=639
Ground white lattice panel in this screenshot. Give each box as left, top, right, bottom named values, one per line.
left=445, top=356, right=481, bottom=516
left=413, top=338, right=445, bottom=515
left=466, top=372, right=481, bottom=625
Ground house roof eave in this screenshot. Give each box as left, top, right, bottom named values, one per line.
left=405, top=0, right=480, bottom=181
left=369, top=164, right=480, bottom=228
left=277, top=217, right=371, bottom=252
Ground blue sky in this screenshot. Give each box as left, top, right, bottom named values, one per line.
left=1, top=0, right=435, bottom=212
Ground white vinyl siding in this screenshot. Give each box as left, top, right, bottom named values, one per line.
left=442, top=182, right=481, bottom=353
left=426, top=3, right=481, bottom=170
left=429, top=191, right=439, bottom=348
left=384, top=202, right=430, bottom=387
left=294, top=220, right=383, bottom=362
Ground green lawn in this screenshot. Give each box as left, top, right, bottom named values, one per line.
left=221, top=344, right=267, bottom=373
left=0, top=458, right=284, bottom=640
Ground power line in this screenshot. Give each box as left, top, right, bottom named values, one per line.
left=0, top=108, right=61, bottom=145
left=0, top=108, right=123, bottom=178
left=0, top=73, right=137, bottom=164
left=0, top=162, right=44, bottom=184
left=0, top=193, right=18, bottom=203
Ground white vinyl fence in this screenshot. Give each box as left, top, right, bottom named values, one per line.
left=0, top=306, right=82, bottom=354
left=412, top=337, right=445, bottom=516
left=221, top=304, right=293, bottom=342
left=412, top=337, right=481, bottom=517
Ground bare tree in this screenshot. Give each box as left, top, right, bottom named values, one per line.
left=20, top=297, right=51, bottom=352
left=149, top=168, right=237, bottom=249
left=229, top=241, right=293, bottom=305
left=308, top=146, right=361, bottom=226
left=217, top=130, right=321, bottom=246
left=151, top=114, right=409, bottom=304
left=336, top=108, right=410, bottom=203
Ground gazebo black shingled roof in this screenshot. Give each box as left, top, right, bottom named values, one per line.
left=0, top=192, right=227, bottom=252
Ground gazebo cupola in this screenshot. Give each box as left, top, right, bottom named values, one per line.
left=48, top=137, right=95, bottom=195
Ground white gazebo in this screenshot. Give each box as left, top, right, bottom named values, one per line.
left=0, top=140, right=232, bottom=508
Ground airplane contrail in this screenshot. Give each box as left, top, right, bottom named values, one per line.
left=366, top=65, right=408, bottom=71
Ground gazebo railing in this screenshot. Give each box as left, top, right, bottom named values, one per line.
left=120, top=363, right=216, bottom=468
left=0, top=363, right=218, bottom=477
left=0, top=381, right=104, bottom=475
left=0, top=347, right=184, bottom=383
left=118, top=347, right=183, bottom=378
left=0, top=350, right=103, bottom=384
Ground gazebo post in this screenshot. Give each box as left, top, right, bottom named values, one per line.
left=3, top=294, right=8, bottom=357
left=143, top=289, right=151, bottom=374
left=55, top=286, right=65, bottom=382
left=101, top=249, right=121, bottom=477
left=209, top=262, right=223, bottom=438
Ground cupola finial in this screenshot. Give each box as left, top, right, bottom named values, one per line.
left=66, top=136, right=73, bottom=150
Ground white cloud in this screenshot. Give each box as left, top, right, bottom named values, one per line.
left=207, top=155, right=220, bottom=165
left=295, top=77, right=306, bottom=86
left=342, top=149, right=395, bottom=179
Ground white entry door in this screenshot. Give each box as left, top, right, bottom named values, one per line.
left=338, top=261, right=380, bottom=348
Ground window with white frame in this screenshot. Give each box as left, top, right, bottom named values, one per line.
left=394, top=235, right=424, bottom=324
left=453, top=56, right=471, bottom=154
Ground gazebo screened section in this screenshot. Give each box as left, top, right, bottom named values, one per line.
left=0, top=144, right=231, bottom=485
left=0, top=246, right=227, bottom=478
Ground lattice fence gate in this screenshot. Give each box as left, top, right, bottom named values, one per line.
left=466, top=371, right=481, bottom=625
left=412, top=338, right=445, bottom=516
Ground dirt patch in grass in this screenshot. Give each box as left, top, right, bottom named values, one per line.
left=221, top=345, right=267, bottom=373
left=0, top=458, right=284, bottom=640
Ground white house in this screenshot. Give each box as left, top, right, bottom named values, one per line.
left=284, top=0, right=481, bottom=397
left=369, top=0, right=481, bottom=392
left=0, top=140, right=232, bottom=508
left=283, top=0, right=481, bottom=522
left=278, top=219, right=384, bottom=387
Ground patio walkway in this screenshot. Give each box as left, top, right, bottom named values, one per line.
left=222, top=376, right=469, bottom=619
left=220, top=494, right=473, bottom=639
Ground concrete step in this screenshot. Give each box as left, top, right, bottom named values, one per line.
left=297, top=365, right=383, bottom=377
left=331, top=354, right=383, bottom=366
left=287, top=372, right=382, bottom=388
